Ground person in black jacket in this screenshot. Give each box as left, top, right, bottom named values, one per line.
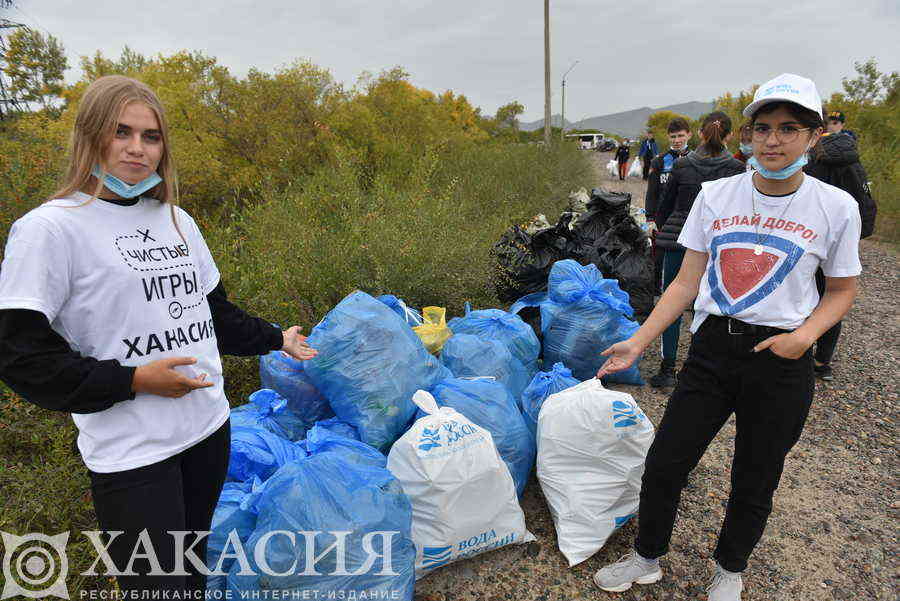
left=650, top=111, right=745, bottom=388
left=646, top=118, right=692, bottom=294
left=0, top=76, right=318, bottom=596
left=803, top=127, right=876, bottom=380
left=615, top=141, right=631, bottom=180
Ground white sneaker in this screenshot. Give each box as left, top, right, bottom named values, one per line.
left=592, top=551, right=663, bottom=592
left=707, top=564, right=743, bottom=600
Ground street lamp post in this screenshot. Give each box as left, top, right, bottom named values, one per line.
left=561, top=60, right=579, bottom=141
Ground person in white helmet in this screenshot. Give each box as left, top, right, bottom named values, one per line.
left=591, top=73, right=861, bottom=601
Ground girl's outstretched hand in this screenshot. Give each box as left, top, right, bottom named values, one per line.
left=281, top=325, right=318, bottom=361
left=596, top=339, right=642, bottom=378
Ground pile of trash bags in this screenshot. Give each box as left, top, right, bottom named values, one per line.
left=209, top=287, right=654, bottom=598
left=492, top=187, right=655, bottom=317
left=512, top=259, right=645, bottom=385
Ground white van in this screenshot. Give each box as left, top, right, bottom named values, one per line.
left=565, top=132, right=607, bottom=150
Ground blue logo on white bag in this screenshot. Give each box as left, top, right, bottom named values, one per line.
left=417, top=427, right=442, bottom=452
left=421, top=545, right=452, bottom=570
left=612, top=400, right=645, bottom=428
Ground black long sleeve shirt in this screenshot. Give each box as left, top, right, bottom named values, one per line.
left=0, top=198, right=282, bottom=415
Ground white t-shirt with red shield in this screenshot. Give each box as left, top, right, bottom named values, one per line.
left=678, top=170, right=862, bottom=332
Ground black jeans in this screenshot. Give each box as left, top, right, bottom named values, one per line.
left=635, top=316, right=814, bottom=572
left=813, top=268, right=841, bottom=364
left=88, top=420, right=230, bottom=595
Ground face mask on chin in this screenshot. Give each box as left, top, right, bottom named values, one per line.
left=92, top=165, right=162, bottom=199
left=739, top=143, right=753, bottom=156
left=747, top=141, right=813, bottom=180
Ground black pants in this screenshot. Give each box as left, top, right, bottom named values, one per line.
left=642, top=156, right=651, bottom=180
left=88, top=420, right=230, bottom=595
left=635, top=316, right=814, bottom=572
left=813, top=268, right=841, bottom=364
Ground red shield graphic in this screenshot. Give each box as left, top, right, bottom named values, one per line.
left=719, top=248, right=779, bottom=300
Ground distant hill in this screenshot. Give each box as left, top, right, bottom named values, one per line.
left=520, top=101, right=715, bottom=137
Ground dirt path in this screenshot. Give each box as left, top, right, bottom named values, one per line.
left=414, top=165, right=897, bottom=600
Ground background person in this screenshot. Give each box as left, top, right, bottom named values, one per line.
left=824, top=110, right=858, bottom=141
left=592, top=73, right=861, bottom=601
left=646, top=118, right=692, bottom=295
left=639, top=130, right=660, bottom=180
left=615, top=141, right=631, bottom=181
left=649, top=111, right=745, bottom=388
left=803, top=109, right=877, bottom=380
left=733, top=123, right=754, bottom=164
left=0, top=75, right=317, bottom=595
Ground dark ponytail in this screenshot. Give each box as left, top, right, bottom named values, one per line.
left=699, top=111, right=732, bottom=155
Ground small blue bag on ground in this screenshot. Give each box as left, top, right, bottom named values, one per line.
left=231, top=450, right=415, bottom=598
left=304, top=291, right=450, bottom=452
left=520, top=362, right=580, bottom=438
left=426, top=378, right=536, bottom=498
left=206, top=476, right=264, bottom=592
left=259, top=350, right=334, bottom=440
left=377, top=294, right=423, bottom=327
left=439, top=334, right=531, bottom=409
left=230, top=388, right=312, bottom=442
left=227, top=426, right=307, bottom=482
left=447, top=304, right=541, bottom=373
left=511, top=259, right=644, bottom=385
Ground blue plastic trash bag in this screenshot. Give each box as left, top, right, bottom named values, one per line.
left=233, top=452, right=415, bottom=598
left=207, top=476, right=264, bottom=592
left=312, top=416, right=360, bottom=441
left=377, top=294, right=423, bottom=327
left=259, top=350, right=334, bottom=440
left=304, top=291, right=451, bottom=452
left=227, top=426, right=307, bottom=482
left=520, top=363, right=579, bottom=437
left=439, top=334, right=531, bottom=409
left=299, top=423, right=387, bottom=468
left=230, top=388, right=312, bottom=442
left=511, top=260, right=644, bottom=385
left=427, top=378, right=536, bottom=498
left=447, top=304, right=540, bottom=373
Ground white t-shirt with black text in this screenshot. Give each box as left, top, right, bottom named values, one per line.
left=0, top=193, right=229, bottom=473
left=677, top=171, right=862, bottom=332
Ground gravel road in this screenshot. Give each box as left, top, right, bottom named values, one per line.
left=413, top=152, right=898, bottom=601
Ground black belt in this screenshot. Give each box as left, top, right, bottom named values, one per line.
left=705, top=314, right=793, bottom=338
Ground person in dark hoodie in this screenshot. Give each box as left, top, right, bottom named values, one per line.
left=803, top=118, right=876, bottom=380
left=646, top=118, right=692, bottom=294
left=649, top=111, right=746, bottom=388
left=639, top=130, right=660, bottom=179
left=615, top=141, right=631, bottom=180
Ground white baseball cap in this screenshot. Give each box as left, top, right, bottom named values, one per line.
left=742, top=73, right=822, bottom=118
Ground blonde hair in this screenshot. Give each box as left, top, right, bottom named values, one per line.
left=53, top=75, right=185, bottom=239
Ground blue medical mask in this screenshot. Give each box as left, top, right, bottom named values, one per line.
left=748, top=143, right=812, bottom=180
left=739, top=143, right=753, bottom=156
left=92, top=165, right=162, bottom=199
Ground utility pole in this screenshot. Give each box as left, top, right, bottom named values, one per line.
left=0, top=1, right=25, bottom=120
left=543, top=0, right=551, bottom=146
left=560, top=60, right=578, bottom=141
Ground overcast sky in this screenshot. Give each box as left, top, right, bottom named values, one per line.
left=8, top=1, right=900, bottom=122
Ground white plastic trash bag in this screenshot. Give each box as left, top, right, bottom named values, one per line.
left=537, top=378, right=654, bottom=566
left=387, top=390, right=534, bottom=579
left=628, top=158, right=643, bottom=178
left=605, top=159, right=618, bottom=178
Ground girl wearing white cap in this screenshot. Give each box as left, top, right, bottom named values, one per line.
left=591, top=73, right=861, bottom=600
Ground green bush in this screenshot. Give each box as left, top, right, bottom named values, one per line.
left=208, top=140, right=592, bottom=402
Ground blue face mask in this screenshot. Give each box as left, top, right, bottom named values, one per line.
left=92, top=165, right=162, bottom=199
left=748, top=148, right=810, bottom=180
left=739, top=143, right=753, bottom=156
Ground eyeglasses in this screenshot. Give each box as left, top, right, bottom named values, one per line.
left=752, top=124, right=810, bottom=144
